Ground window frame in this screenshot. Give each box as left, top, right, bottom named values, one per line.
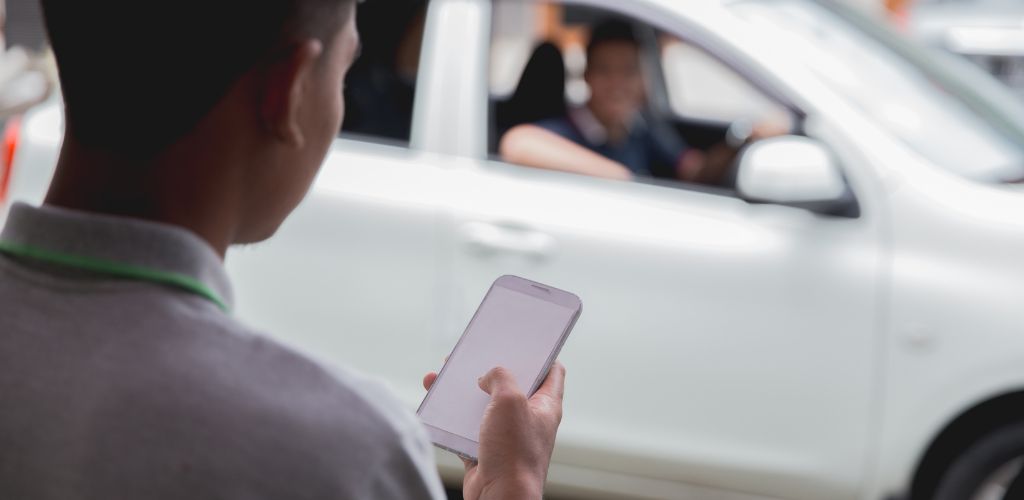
left=483, top=0, right=814, bottom=202
left=337, top=0, right=431, bottom=149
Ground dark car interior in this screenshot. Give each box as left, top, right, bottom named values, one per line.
left=490, top=42, right=568, bottom=152
left=338, top=0, right=857, bottom=217
left=488, top=6, right=736, bottom=159
left=344, top=1, right=772, bottom=166
left=341, top=0, right=427, bottom=145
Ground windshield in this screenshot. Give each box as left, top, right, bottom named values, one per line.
left=729, top=0, right=1024, bottom=183
left=918, top=0, right=1021, bottom=5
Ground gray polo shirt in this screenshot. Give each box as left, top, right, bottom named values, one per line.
left=0, top=202, right=447, bottom=500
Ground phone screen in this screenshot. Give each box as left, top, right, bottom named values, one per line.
left=419, top=281, right=578, bottom=444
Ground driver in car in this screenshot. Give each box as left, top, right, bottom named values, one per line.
left=500, top=18, right=784, bottom=186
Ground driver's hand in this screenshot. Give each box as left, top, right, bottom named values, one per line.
left=422, top=362, right=566, bottom=500
left=751, top=119, right=791, bottom=141
left=677, top=149, right=708, bottom=182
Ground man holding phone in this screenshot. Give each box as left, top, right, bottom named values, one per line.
left=0, top=0, right=565, bottom=499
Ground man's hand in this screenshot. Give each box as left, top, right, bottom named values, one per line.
left=677, top=117, right=791, bottom=186
left=422, top=362, right=566, bottom=500
left=750, top=119, right=790, bottom=141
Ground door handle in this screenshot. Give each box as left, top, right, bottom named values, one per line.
left=461, top=222, right=556, bottom=259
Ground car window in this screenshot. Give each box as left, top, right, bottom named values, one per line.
left=340, top=0, right=427, bottom=146
left=661, top=38, right=789, bottom=125
left=488, top=0, right=798, bottom=195
left=731, top=0, right=1024, bottom=183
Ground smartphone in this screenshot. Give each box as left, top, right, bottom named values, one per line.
left=416, top=275, right=582, bottom=461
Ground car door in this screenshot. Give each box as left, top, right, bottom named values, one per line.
left=443, top=164, right=882, bottom=498
left=434, top=1, right=885, bottom=498
left=225, top=0, right=448, bottom=408
left=225, top=141, right=450, bottom=407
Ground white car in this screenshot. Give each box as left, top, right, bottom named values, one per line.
left=3, top=0, right=1024, bottom=499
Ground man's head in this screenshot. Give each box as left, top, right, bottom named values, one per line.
left=41, top=0, right=360, bottom=245
left=584, top=19, right=644, bottom=130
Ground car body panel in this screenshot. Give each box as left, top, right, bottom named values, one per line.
left=225, top=141, right=451, bottom=406
left=4, top=0, right=1024, bottom=499
left=869, top=149, right=1024, bottom=498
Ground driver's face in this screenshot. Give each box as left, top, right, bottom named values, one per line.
left=585, top=41, right=644, bottom=127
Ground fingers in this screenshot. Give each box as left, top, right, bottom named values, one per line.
left=532, top=361, right=566, bottom=403
left=422, top=372, right=438, bottom=391
left=752, top=120, right=790, bottom=140
left=421, top=356, right=447, bottom=392
left=429, top=360, right=565, bottom=406
left=478, top=366, right=523, bottom=402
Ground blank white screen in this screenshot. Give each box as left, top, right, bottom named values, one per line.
left=420, top=285, right=573, bottom=441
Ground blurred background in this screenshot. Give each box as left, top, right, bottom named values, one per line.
left=0, top=0, right=50, bottom=129
left=2, top=0, right=1024, bottom=499
left=4, top=0, right=1024, bottom=128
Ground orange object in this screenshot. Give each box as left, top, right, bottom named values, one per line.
left=0, top=116, right=22, bottom=204
left=885, top=0, right=913, bottom=30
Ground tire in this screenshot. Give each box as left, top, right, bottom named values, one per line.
left=932, top=423, right=1024, bottom=500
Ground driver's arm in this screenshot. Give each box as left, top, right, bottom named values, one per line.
left=499, top=124, right=634, bottom=181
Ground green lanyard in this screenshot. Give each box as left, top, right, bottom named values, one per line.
left=0, top=241, right=230, bottom=313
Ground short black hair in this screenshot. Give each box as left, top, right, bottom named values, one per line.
left=41, top=0, right=354, bottom=156
left=586, top=18, right=639, bottom=62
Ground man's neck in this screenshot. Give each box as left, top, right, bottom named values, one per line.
left=44, top=136, right=240, bottom=259
left=582, top=104, right=631, bottom=146
left=604, top=123, right=629, bottom=145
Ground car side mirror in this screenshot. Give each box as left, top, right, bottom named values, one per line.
left=736, top=136, right=859, bottom=217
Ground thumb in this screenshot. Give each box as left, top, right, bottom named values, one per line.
left=478, top=366, right=519, bottom=396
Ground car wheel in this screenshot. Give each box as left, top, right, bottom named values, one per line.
left=932, top=423, right=1024, bottom=500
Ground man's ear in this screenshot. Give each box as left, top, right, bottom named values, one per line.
left=260, top=39, right=324, bottom=148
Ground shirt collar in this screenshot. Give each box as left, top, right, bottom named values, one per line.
left=0, top=202, right=234, bottom=310
left=568, top=106, right=647, bottom=147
